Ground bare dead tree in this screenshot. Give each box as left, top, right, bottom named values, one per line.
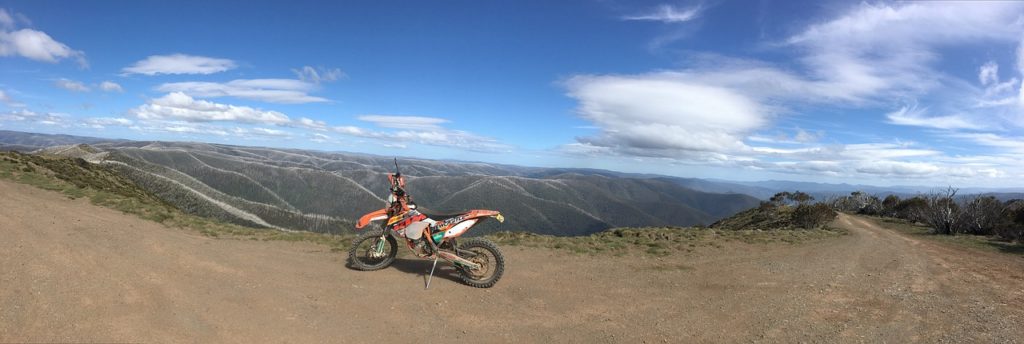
left=923, top=186, right=962, bottom=235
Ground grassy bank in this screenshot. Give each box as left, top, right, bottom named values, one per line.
left=865, top=216, right=1024, bottom=257
left=489, top=226, right=846, bottom=256
left=1, top=151, right=847, bottom=257
left=0, top=151, right=355, bottom=251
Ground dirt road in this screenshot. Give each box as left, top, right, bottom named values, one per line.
left=2, top=179, right=1022, bottom=343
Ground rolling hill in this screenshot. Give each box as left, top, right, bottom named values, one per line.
left=0, top=130, right=761, bottom=235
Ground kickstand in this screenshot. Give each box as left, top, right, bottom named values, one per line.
left=425, top=255, right=440, bottom=290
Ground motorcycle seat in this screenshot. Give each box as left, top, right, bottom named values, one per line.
left=422, top=211, right=469, bottom=222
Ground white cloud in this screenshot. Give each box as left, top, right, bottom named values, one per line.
left=979, top=62, right=999, bottom=86
left=0, top=109, right=69, bottom=126
left=750, top=128, right=824, bottom=145
left=1016, top=34, right=1024, bottom=109
left=853, top=160, right=941, bottom=177
left=310, top=133, right=332, bottom=143
left=160, top=124, right=228, bottom=136
left=793, top=128, right=822, bottom=143
left=332, top=125, right=374, bottom=137
left=0, top=28, right=86, bottom=67
left=0, top=10, right=84, bottom=66
left=293, top=66, right=344, bottom=84
left=130, top=92, right=291, bottom=125
left=839, top=143, right=941, bottom=160
left=560, top=2, right=1024, bottom=184
left=0, top=108, right=34, bottom=121
left=293, top=117, right=328, bottom=130
left=967, top=35, right=1024, bottom=126
left=565, top=73, right=764, bottom=157
left=125, top=122, right=228, bottom=139
left=54, top=78, right=90, bottom=92
left=623, top=5, right=701, bottom=23
left=356, top=115, right=448, bottom=130
left=122, top=54, right=236, bottom=75
left=953, top=133, right=1024, bottom=154
left=885, top=105, right=986, bottom=130
left=99, top=81, right=123, bottom=92
left=156, top=79, right=327, bottom=104
left=84, top=117, right=133, bottom=129
left=319, top=115, right=508, bottom=152
left=787, top=2, right=1024, bottom=102
left=130, top=121, right=295, bottom=139
left=0, top=89, right=22, bottom=107
left=0, top=9, right=14, bottom=30
left=232, top=127, right=290, bottom=138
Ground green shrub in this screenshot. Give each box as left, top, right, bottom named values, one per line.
left=792, top=203, right=837, bottom=229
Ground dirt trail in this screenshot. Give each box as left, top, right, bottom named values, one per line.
left=1, top=179, right=1022, bottom=343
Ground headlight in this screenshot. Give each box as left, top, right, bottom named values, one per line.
left=387, top=194, right=396, bottom=203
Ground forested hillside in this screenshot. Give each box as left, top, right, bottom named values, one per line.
left=1, top=131, right=761, bottom=235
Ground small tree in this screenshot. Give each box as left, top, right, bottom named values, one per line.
left=922, top=187, right=962, bottom=235
left=791, top=191, right=813, bottom=205
left=895, top=196, right=928, bottom=223
left=881, top=194, right=901, bottom=217
left=792, top=203, right=837, bottom=229
left=859, top=194, right=883, bottom=215
left=770, top=191, right=792, bottom=206
left=827, top=193, right=859, bottom=212
left=994, top=200, right=1024, bottom=242
left=959, top=195, right=1004, bottom=235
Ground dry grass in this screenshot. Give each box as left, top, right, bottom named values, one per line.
left=865, top=216, right=1024, bottom=257
left=1, top=151, right=848, bottom=258
left=487, top=226, right=846, bottom=256
left=0, top=151, right=355, bottom=251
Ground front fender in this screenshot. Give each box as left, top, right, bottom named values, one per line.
left=356, top=208, right=388, bottom=229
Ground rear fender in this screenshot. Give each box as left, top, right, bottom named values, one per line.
left=355, top=208, right=388, bottom=229
left=440, top=210, right=504, bottom=238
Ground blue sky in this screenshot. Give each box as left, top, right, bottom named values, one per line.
left=1, top=1, right=1023, bottom=187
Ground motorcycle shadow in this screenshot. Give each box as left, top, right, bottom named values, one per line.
left=386, top=258, right=464, bottom=285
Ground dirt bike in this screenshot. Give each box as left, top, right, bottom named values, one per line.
left=349, top=159, right=506, bottom=288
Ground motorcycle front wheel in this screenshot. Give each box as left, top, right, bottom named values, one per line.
left=348, top=229, right=398, bottom=271
left=456, top=238, right=505, bottom=288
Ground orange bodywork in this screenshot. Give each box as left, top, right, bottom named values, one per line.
left=434, top=209, right=504, bottom=232
left=355, top=208, right=388, bottom=229
left=465, top=209, right=500, bottom=218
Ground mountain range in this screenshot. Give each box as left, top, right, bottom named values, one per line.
left=3, top=130, right=1019, bottom=235
left=1, top=130, right=764, bottom=235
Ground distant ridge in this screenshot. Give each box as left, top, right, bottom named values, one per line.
left=6, top=129, right=1016, bottom=235
left=0, top=130, right=763, bottom=236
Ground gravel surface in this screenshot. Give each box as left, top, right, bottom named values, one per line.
left=1, top=179, right=1022, bottom=343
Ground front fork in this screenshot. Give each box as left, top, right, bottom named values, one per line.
left=370, top=233, right=388, bottom=258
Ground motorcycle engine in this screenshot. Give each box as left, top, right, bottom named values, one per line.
left=411, top=238, right=433, bottom=257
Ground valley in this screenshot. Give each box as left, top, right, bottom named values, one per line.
left=1, top=130, right=761, bottom=235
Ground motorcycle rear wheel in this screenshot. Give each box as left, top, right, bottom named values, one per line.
left=456, top=238, right=505, bottom=288
left=348, top=229, right=398, bottom=271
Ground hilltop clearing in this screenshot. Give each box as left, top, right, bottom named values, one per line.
left=2, top=178, right=1022, bottom=343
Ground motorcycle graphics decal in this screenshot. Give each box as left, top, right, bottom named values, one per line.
left=388, top=211, right=427, bottom=231
left=439, top=215, right=466, bottom=229
left=437, top=210, right=504, bottom=231
left=444, top=219, right=478, bottom=238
